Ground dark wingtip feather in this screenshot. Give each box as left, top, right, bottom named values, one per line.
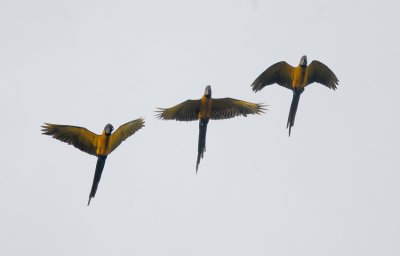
left=154, top=108, right=166, bottom=119
left=258, top=103, right=268, bottom=114
left=251, top=81, right=263, bottom=93
left=136, top=117, right=146, bottom=128
left=41, top=123, right=54, bottom=135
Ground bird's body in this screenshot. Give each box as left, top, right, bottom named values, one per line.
left=157, top=85, right=265, bottom=172
left=197, top=92, right=213, bottom=170
left=42, top=118, right=145, bottom=205
left=96, top=131, right=111, bottom=156
left=199, top=95, right=212, bottom=119
left=292, top=65, right=307, bottom=89
left=251, top=55, right=338, bottom=136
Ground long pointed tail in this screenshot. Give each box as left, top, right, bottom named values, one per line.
left=287, top=88, right=304, bottom=136
left=88, top=155, right=107, bottom=206
left=196, top=119, right=209, bottom=173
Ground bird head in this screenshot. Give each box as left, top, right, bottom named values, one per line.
left=104, top=124, right=114, bottom=136
left=204, top=85, right=212, bottom=98
left=300, top=55, right=307, bottom=67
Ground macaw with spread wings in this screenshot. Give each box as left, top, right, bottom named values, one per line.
left=157, top=85, right=265, bottom=172
left=252, top=55, right=338, bottom=136
left=42, top=118, right=144, bottom=205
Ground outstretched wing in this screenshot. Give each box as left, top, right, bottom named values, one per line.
left=210, top=98, right=266, bottom=120
left=251, top=61, right=295, bottom=91
left=156, top=99, right=201, bottom=121
left=108, top=118, right=145, bottom=154
left=306, top=60, right=339, bottom=90
left=41, top=123, right=99, bottom=156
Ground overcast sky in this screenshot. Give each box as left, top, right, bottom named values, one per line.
left=1, top=0, right=399, bottom=255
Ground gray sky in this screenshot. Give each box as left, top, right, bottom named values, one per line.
left=1, top=0, right=399, bottom=255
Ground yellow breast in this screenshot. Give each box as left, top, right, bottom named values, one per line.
left=198, top=96, right=212, bottom=119
left=96, top=132, right=111, bottom=156
left=292, top=66, right=307, bottom=89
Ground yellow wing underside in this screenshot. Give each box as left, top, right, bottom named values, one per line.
left=108, top=118, right=145, bottom=154
left=306, top=60, right=339, bottom=90
left=156, top=98, right=265, bottom=121
left=42, top=118, right=145, bottom=156
left=252, top=60, right=338, bottom=91
left=41, top=123, right=99, bottom=156
left=210, top=98, right=266, bottom=120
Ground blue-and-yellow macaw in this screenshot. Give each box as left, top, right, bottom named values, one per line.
left=157, top=85, right=265, bottom=172
left=252, top=55, right=338, bottom=136
left=42, top=118, right=144, bottom=205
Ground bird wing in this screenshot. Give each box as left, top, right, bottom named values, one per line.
left=210, top=98, right=266, bottom=120
left=41, top=123, right=99, bottom=156
left=108, top=118, right=145, bottom=154
left=156, top=99, right=201, bottom=121
left=251, top=61, right=295, bottom=91
left=306, top=60, right=338, bottom=90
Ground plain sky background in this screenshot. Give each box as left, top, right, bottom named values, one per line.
left=1, top=0, right=399, bottom=255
